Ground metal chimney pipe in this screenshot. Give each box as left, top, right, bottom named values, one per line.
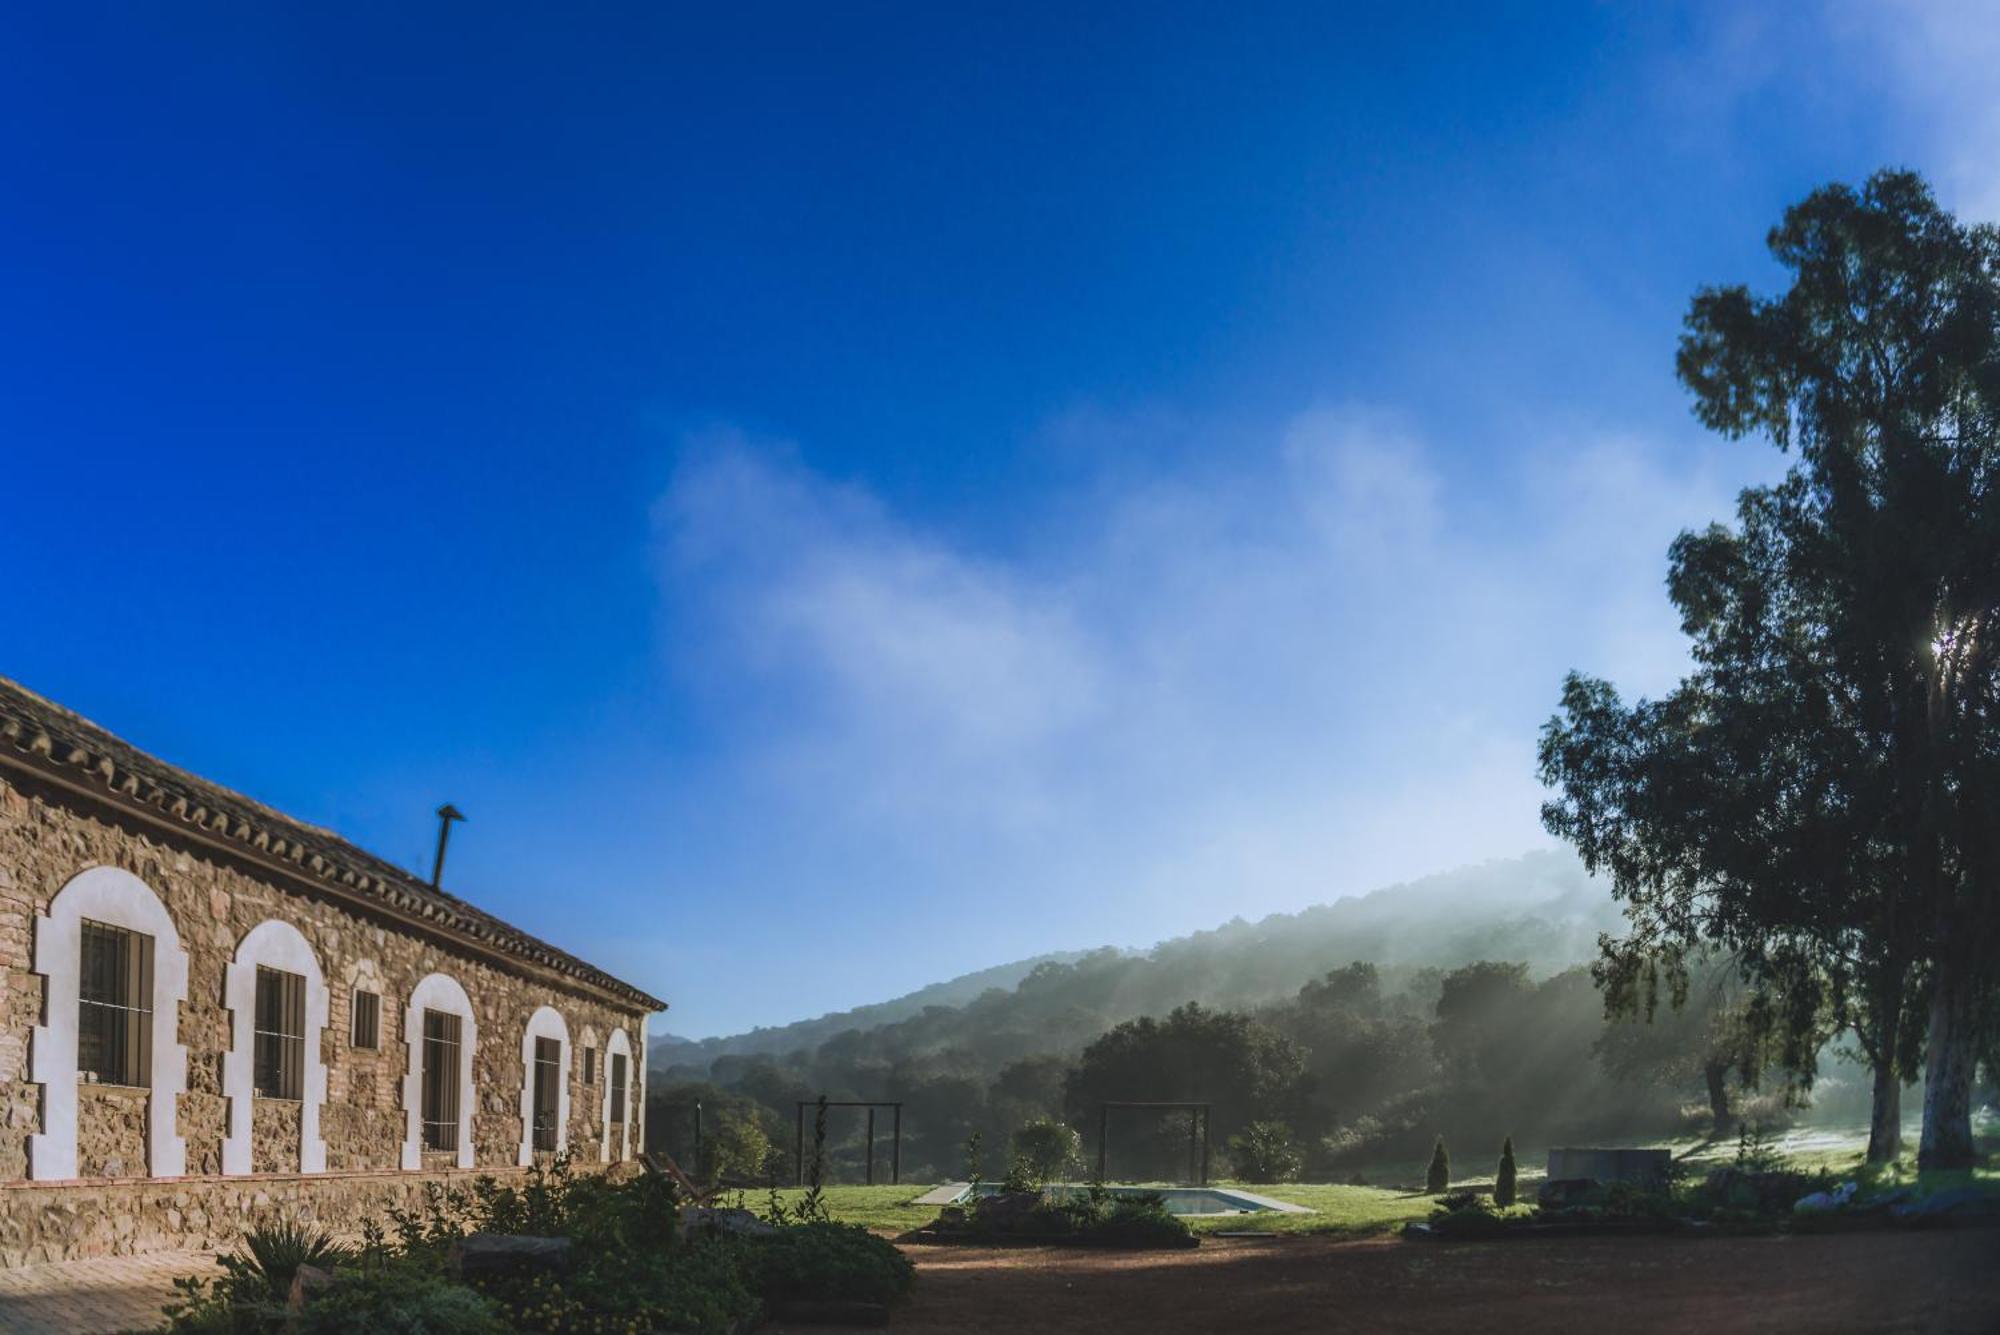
left=430, top=803, right=466, bottom=889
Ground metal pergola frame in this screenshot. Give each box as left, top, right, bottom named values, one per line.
left=1095, top=1101, right=1211, bottom=1185
left=796, top=1100, right=904, bottom=1185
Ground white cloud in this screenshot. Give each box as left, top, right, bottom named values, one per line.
left=1855, top=0, right=2000, bottom=221
left=651, top=409, right=1753, bottom=954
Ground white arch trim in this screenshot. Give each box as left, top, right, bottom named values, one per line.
left=600, top=1026, right=634, bottom=1162
left=400, top=972, right=477, bottom=1170
left=222, top=919, right=329, bottom=1175
left=516, top=1005, right=572, bottom=1166
left=30, top=866, right=189, bottom=1180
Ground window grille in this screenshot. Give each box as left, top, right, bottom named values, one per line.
left=532, top=1036, right=561, bottom=1151
left=609, top=1052, right=627, bottom=1125
left=78, top=919, right=153, bottom=1087
left=421, top=1009, right=463, bottom=1152
left=351, top=990, right=380, bottom=1050
left=253, top=966, right=307, bottom=1099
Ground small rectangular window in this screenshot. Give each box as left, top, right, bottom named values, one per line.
left=78, top=919, right=153, bottom=1087
left=253, top=966, right=307, bottom=1099
left=582, top=1046, right=596, bottom=1085
left=420, top=1009, right=462, bottom=1152
left=532, top=1036, right=561, bottom=1152
left=609, top=1052, right=627, bottom=1125
left=351, top=990, right=380, bottom=1050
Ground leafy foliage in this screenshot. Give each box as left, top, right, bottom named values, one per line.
left=1010, top=1117, right=1082, bottom=1185
left=1227, top=1121, right=1303, bottom=1183
left=750, top=1222, right=915, bottom=1304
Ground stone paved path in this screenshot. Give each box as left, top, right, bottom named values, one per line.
left=0, top=1249, right=214, bottom=1334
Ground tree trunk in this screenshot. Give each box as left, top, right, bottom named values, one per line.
left=1917, top=952, right=1978, bottom=1170
left=1703, top=1059, right=1734, bottom=1139
left=1866, top=1062, right=1902, bottom=1165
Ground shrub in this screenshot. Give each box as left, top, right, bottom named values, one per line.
left=1227, top=1121, right=1304, bottom=1183
left=240, top=1217, right=348, bottom=1296
left=706, top=1112, right=775, bottom=1183
left=1010, top=1118, right=1082, bottom=1185
left=294, top=1263, right=506, bottom=1335
left=751, top=1222, right=916, bottom=1305
left=1494, top=1136, right=1517, bottom=1208
left=1427, top=1191, right=1505, bottom=1238
left=1426, top=1136, right=1451, bottom=1193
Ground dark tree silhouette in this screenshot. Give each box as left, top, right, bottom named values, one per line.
left=1541, top=170, right=2000, bottom=1168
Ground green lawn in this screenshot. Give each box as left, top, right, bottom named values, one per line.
left=743, top=1117, right=1997, bottom=1241
left=745, top=1180, right=1440, bottom=1238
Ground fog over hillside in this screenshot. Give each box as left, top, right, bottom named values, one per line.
left=652, top=849, right=1622, bottom=1073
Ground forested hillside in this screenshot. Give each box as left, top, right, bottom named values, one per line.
left=647, top=852, right=1768, bottom=1182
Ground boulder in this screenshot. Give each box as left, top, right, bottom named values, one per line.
left=679, top=1206, right=777, bottom=1236
left=971, top=1190, right=1043, bottom=1228
left=286, top=1264, right=336, bottom=1312
left=1888, top=1187, right=2000, bottom=1221
left=1794, top=1181, right=1860, bottom=1214
left=447, top=1233, right=575, bottom=1280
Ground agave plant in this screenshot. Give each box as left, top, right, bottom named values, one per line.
left=233, top=1216, right=349, bottom=1296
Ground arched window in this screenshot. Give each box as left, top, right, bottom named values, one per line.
left=400, top=972, right=477, bottom=1170
left=516, top=1005, right=571, bottom=1166
left=600, top=1027, right=633, bottom=1163
left=222, top=919, right=329, bottom=1174
left=30, top=867, right=189, bottom=1180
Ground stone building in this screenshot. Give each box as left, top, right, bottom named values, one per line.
left=0, top=676, right=664, bottom=1263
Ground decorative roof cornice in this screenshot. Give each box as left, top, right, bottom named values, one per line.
left=0, top=676, right=664, bottom=1014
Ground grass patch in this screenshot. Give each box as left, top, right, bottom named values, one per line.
left=746, top=1186, right=941, bottom=1236
left=755, top=1182, right=1438, bottom=1239
left=1187, top=1183, right=1436, bottom=1237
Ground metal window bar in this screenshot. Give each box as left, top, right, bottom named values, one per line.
left=421, top=1009, right=462, bottom=1152
left=351, top=990, right=380, bottom=1049
left=609, top=1053, right=627, bottom=1125
left=78, top=919, right=153, bottom=1087
left=253, top=966, right=306, bottom=1099
left=532, top=1036, right=561, bottom=1151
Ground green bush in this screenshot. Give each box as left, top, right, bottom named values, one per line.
left=1494, top=1136, right=1517, bottom=1208
left=1426, top=1135, right=1451, bottom=1193
left=1226, top=1121, right=1303, bottom=1183
left=1009, top=1118, right=1082, bottom=1185
left=294, top=1264, right=506, bottom=1335
left=751, top=1222, right=916, bottom=1305
left=706, top=1112, right=776, bottom=1183
left=1427, top=1192, right=1506, bottom=1238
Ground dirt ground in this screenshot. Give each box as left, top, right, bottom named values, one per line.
left=788, top=1229, right=2000, bottom=1334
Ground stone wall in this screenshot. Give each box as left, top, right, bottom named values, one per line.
left=0, top=1161, right=641, bottom=1266
left=0, top=765, right=652, bottom=1252
left=75, top=1085, right=148, bottom=1180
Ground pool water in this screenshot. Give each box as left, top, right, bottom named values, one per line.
left=952, top=1183, right=1312, bottom=1216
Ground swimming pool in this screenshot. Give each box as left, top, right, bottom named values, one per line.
left=918, top=1182, right=1314, bottom=1216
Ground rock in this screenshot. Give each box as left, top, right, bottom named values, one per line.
left=1889, top=1187, right=2000, bottom=1221
left=1794, top=1181, right=1860, bottom=1213
left=287, top=1264, right=336, bottom=1312
left=971, top=1190, right=1043, bottom=1228
left=447, top=1233, right=576, bottom=1279
left=679, top=1206, right=776, bottom=1236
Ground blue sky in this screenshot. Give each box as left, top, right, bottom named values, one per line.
left=3, top=3, right=1994, bottom=1037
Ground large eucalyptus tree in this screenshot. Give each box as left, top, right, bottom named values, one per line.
left=1540, top=171, right=1999, bottom=1168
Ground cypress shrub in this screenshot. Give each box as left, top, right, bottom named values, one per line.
left=1425, top=1136, right=1450, bottom=1194
left=1494, top=1136, right=1517, bottom=1207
